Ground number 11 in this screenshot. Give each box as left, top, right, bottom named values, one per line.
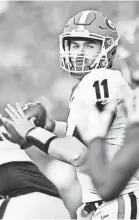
left=93, top=79, right=109, bottom=99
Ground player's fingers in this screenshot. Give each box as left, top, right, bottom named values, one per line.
left=0, top=114, right=12, bottom=132
left=24, top=102, right=34, bottom=107
left=2, top=117, right=14, bottom=126
left=5, top=107, right=18, bottom=122
left=16, top=102, right=26, bottom=119
left=24, top=101, right=40, bottom=107
left=29, top=117, right=36, bottom=126
left=0, top=132, right=6, bottom=141
left=7, top=104, right=21, bottom=119
left=1, top=132, right=11, bottom=142
left=2, top=117, right=16, bottom=138
left=0, top=114, right=8, bottom=131
left=1, top=132, right=6, bottom=141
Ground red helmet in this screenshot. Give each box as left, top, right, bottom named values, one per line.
left=59, top=10, right=119, bottom=78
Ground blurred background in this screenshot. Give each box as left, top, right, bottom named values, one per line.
left=0, top=1, right=139, bottom=121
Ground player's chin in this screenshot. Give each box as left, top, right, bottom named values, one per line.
left=71, top=70, right=88, bottom=80
left=71, top=65, right=91, bottom=73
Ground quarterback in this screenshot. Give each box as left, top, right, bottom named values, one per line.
left=2, top=10, right=139, bottom=219
left=55, top=10, right=139, bottom=219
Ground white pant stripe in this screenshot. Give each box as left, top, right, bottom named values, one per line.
left=117, top=195, right=125, bottom=219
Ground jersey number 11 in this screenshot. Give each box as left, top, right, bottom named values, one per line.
left=93, top=79, right=109, bottom=99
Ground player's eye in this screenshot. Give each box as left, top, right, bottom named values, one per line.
left=86, top=44, right=95, bottom=49
left=72, top=44, right=79, bottom=49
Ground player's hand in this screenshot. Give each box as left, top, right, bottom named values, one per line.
left=76, top=100, right=117, bottom=144
left=124, top=87, right=139, bottom=125
left=0, top=103, right=36, bottom=140
left=44, top=117, right=55, bottom=132
left=24, top=101, right=55, bottom=132
left=22, top=101, right=42, bottom=110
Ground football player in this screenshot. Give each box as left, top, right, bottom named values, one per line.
left=2, top=10, right=139, bottom=220
left=48, top=10, right=139, bottom=219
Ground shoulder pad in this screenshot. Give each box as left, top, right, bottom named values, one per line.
left=74, top=69, right=132, bottom=104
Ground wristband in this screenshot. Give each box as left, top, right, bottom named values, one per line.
left=26, top=127, right=57, bottom=154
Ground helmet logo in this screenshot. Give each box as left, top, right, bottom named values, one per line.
left=104, top=18, right=116, bottom=32
left=107, top=39, right=113, bottom=46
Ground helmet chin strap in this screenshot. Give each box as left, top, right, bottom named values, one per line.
left=70, top=65, right=92, bottom=79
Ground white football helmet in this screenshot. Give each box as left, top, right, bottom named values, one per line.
left=59, top=10, right=120, bottom=79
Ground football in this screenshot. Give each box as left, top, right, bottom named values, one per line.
left=2, top=102, right=47, bottom=146
left=22, top=102, right=47, bottom=128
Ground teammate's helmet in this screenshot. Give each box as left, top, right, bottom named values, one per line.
left=59, top=10, right=119, bottom=78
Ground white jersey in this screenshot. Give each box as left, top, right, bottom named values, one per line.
left=66, top=68, right=139, bottom=203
